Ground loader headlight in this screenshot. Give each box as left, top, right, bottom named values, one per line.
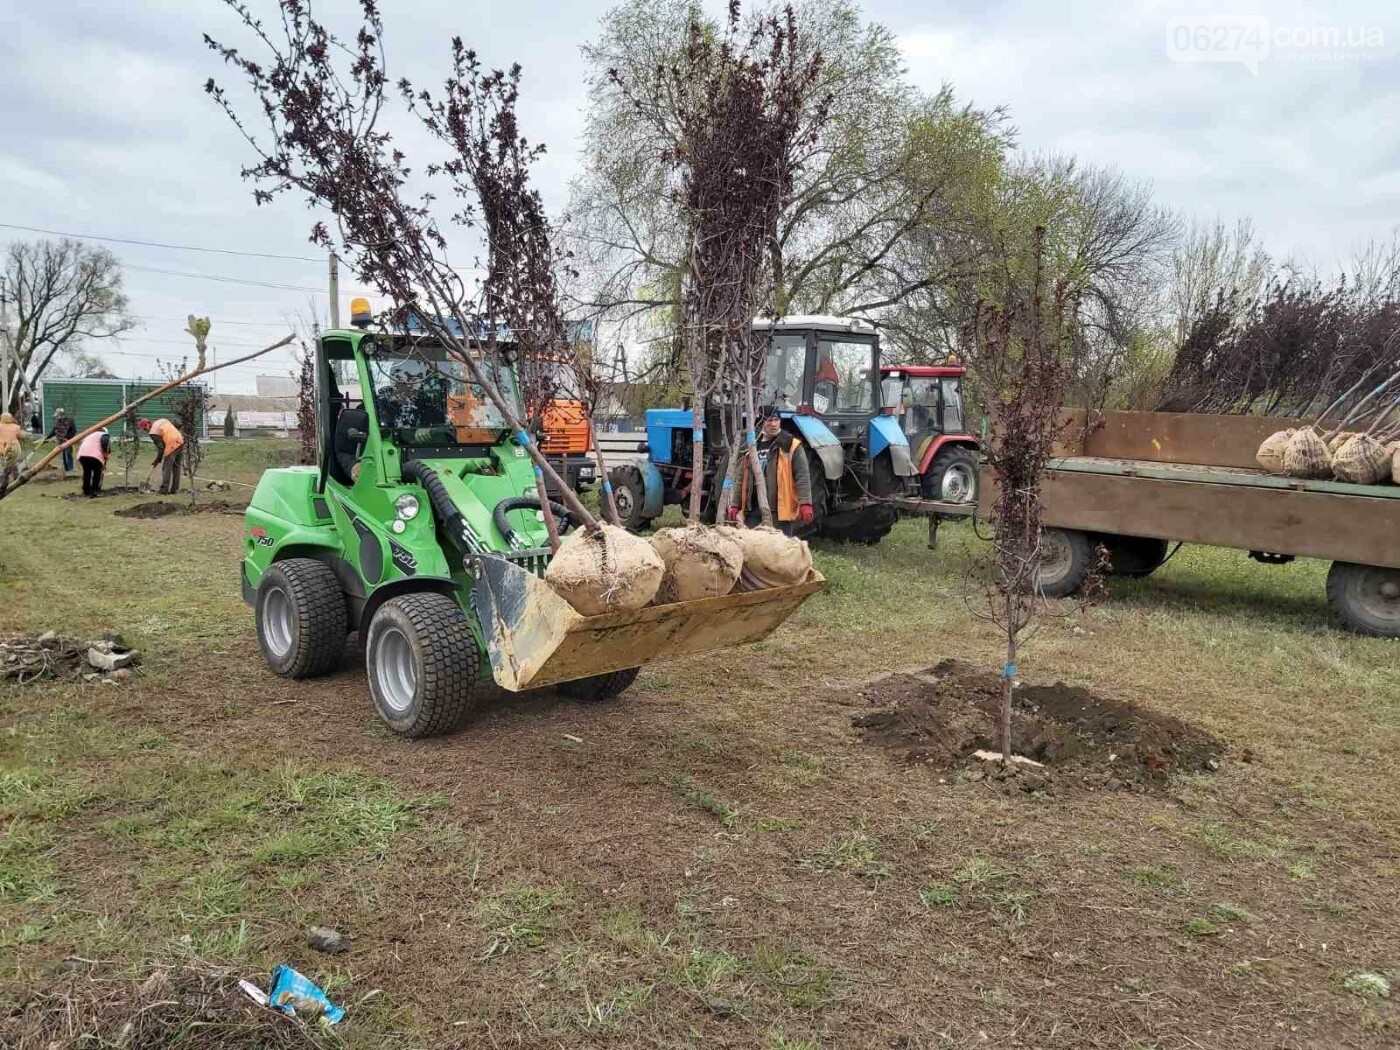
left=395, top=494, right=420, bottom=521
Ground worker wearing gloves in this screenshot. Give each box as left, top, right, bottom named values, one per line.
left=729, top=406, right=814, bottom=537
left=77, top=428, right=112, bottom=497
left=0, top=412, right=23, bottom=495
left=45, top=407, right=77, bottom=475
left=139, top=418, right=186, bottom=495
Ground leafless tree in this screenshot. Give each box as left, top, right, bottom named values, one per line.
left=1, top=239, right=134, bottom=415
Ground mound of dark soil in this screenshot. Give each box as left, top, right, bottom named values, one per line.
left=60, top=486, right=143, bottom=500
left=115, top=500, right=245, bottom=519
left=849, top=659, right=1223, bottom=793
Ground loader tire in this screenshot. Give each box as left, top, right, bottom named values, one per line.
left=366, top=593, right=480, bottom=738
left=255, top=558, right=347, bottom=679
left=557, top=667, right=640, bottom=703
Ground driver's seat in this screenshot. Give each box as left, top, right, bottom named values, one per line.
left=332, top=407, right=368, bottom=485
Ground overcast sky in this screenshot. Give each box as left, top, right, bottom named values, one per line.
left=2, top=0, right=1395, bottom=394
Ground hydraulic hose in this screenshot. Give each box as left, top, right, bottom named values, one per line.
left=492, top=495, right=574, bottom=548
left=401, top=460, right=474, bottom=553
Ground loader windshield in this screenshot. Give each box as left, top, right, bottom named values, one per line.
left=368, top=342, right=522, bottom=448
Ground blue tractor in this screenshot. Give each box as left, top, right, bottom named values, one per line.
left=607, top=316, right=919, bottom=544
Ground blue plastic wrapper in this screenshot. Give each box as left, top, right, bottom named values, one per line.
left=268, top=965, right=345, bottom=1024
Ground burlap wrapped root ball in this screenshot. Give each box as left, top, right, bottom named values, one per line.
left=1391, top=441, right=1400, bottom=485
left=650, top=524, right=743, bottom=602
left=1331, top=433, right=1392, bottom=485
left=1256, top=429, right=1294, bottom=472
left=544, top=523, right=663, bottom=616
left=719, top=525, right=813, bottom=590
left=1281, top=428, right=1331, bottom=478
left=1327, top=430, right=1358, bottom=455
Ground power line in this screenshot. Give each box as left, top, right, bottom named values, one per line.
left=122, top=263, right=326, bottom=294
left=133, top=313, right=302, bottom=329
left=0, top=221, right=322, bottom=263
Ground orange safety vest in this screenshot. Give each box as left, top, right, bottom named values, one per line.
left=0, top=421, right=21, bottom=455
left=78, top=431, right=109, bottom=463
left=150, top=419, right=185, bottom=457
left=738, top=435, right=803, bottom=523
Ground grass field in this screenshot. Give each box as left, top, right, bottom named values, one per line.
left=1, top=437, right=1397, bottom=1048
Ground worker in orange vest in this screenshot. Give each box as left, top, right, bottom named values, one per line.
left=0, top=412, right=23, bottom=495
left=138, top=418, right=186, bottom=495
left=729, top=407, right=815, bottom=537
left=77, top=428, right=112, bottom=497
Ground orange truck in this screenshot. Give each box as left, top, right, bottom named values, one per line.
left=538, top=399, right=597, bottom=492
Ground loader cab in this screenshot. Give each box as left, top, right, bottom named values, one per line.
left=316, top=326, right=525, bottom=490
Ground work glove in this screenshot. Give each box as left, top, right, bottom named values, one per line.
left=725, top=505, right=740, bottom=522
left=798, top=503, right=814, bottom=525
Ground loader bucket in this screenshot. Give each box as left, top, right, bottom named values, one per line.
left=469, top=554, right=825, bottom=692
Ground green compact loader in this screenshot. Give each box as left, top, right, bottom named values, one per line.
left=241, top=322, right=823, bottom=737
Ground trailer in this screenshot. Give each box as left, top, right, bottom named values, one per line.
left=977, top=410, right=1400, bottom=637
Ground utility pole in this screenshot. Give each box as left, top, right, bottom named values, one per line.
left=328, top=252, right=341, bottom=329
left=0, top=277, right=11, bottom=417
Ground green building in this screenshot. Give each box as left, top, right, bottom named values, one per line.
left=38, top=378, right=209, bottom=438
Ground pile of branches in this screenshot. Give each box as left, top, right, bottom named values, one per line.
left=1158, top=282, right=1400, bottom=421
left=1, top=962, right=332, bottom=1050
left=1, top=631, right=139, bottom=684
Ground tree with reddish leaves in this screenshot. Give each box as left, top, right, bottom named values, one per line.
left=609, top=2, right=827, bottom=523
left=964, top=228, right=1083, bottom=762
left=205, top=0, right=597, bottom=529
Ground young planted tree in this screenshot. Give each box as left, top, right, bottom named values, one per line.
left=119, top=405, right=141, bottom=488
left=205, top=0, right=596, bottom=531
left=294, top=350, right=316, bottom=466
left=964, top=228, right=1079, bottom=761
left=174, top=384, right=209, bottom=503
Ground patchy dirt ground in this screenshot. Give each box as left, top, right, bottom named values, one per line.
left=114, top=499, right=246, bottom=518
left=850, top=659, right=1225, bottom=792
left=59, top=486, right=143, bottom=500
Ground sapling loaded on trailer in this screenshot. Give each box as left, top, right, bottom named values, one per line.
left=981, top=410, right=1400, bottom=637
left=241, top=313, right=823, bottom=737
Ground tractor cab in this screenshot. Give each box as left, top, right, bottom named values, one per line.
left=878, top=364, right=979, bottom=504
left=613, top=316, right=916, bottom=543
left=753, top=316, right=916, bottom=504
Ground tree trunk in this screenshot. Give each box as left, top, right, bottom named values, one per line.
left=1001, top=623, right=1017, bottom=762
left=714, top=402, right=744, bottom=523
left=533, top=470, right=561, bottom=552
left=742, top=383, right=775, bottom=528
left=588, top=420, right=621, bottom=526
left=687, top=399, right=705, bottom=522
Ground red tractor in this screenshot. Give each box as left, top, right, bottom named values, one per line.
left=879, top=364, right=979, bottom=504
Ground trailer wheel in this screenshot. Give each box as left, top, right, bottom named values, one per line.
left=1326, top=562, right=1400, bottom=638
left=255, top=558, right=347, bottom=679
left=557, top=667, right=640, bottom=703
left=1037, top=528, right=1093, bottom=598
left=1105, top=535, right=1170, bottom=578
left=922, top=445, right=978, bottom=504
left=609, top=464, right=652, bottom=533
left=366, top=593, right=480, bottom=738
